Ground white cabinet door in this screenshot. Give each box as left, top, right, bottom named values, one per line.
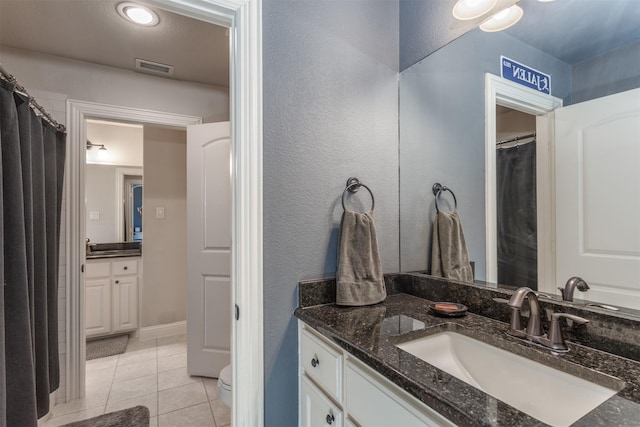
left=555, top=88, right=640, bottom=308
left=345, top=359, right=455, bottom=427
left=187, top=122, right=232, bottom=377
left=86, top=278, right=111, bottom=337
left=301, top=376, right=343, bottom=427
left=113, top=276, right=138, bottom=332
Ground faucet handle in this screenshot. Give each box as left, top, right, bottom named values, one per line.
left=553, top=312, right=589, bottom=325
left=547, top=312, right=589, bottom=351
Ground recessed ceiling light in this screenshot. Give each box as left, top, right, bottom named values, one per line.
left=452, top=0, right=498, bottom=21
left=480, top=5, right=524, bottom=32
left=117, top=2, right=159, bottom=27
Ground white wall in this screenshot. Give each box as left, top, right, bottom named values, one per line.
left=86, top=120, right=143, bottom=167
left=141, top=126, right=187, bottom=327
left=0, top=46, right=229, bottom=122
left=496, top=108, right=536, bottom=141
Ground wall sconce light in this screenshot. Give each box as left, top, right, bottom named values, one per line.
left=86, top=140, right=107, bottom=151
left=479, top=4, right=524, bottom=32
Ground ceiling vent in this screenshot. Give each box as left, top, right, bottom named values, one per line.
left=135, top=58, right=174, bottom=77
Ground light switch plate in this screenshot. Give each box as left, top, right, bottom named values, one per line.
left=155, top=207, right=165, bottom=219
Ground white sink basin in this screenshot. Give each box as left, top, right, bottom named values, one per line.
left=397, top=332, right=620, bottom=427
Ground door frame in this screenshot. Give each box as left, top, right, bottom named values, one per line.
left=65, top=1, right=264, bottom=426
left=484, top=74, right=562, bottom=291
left=115, top=167, right=143, bottom=242
left=66, top=100, right=201, bottom=402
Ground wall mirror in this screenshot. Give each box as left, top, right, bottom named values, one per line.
left=85, top=119, right=144, bottom=244
left=399, top=0, right=640, bottom=313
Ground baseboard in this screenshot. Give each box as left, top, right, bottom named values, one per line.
left=138, top=320, right=187, bottom=341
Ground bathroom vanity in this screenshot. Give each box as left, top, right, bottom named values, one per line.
left=295, top=274, right=640, bottom=426
left=299, top=322, right=454, bottom=427
left=85, top=256, right=140, bottom=338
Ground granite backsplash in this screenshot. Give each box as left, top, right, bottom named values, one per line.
left=298, top=273, right=640, bottom=362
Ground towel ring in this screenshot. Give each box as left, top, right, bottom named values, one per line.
left=342, top=177, right=375, bottom=212
left=432, top=183, right=457, bottom=213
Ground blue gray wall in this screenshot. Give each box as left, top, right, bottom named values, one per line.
left=263, top=1, right=399, bottom=425
left=400, top=0, right=472, bottom=71
left=571, top=40, right=640, bottom=104
left=399, top=30, right=571, bottom=276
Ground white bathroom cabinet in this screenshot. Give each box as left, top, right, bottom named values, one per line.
left=298, top=321, right=455, bottom=427
left=86, top=257, right=140, bottom=338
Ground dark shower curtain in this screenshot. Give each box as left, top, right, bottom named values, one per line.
left=496, top=140, right=537, bottom=289
left=1, top=79, right=66, bottom=426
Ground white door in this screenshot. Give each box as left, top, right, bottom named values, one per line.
left=555, top=88, right=640, bottom=308
left=187, top=122, right=232, bottom=377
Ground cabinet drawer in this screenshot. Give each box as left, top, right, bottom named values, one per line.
left=301, top=327, right=343, bottom=401
left=301, top=375, right=343, bottom=427
left=85, top=261, right=110, bottom=279
left=112, top=259, right=138, bottom=276
left=345, top=360, right=453, bottom=427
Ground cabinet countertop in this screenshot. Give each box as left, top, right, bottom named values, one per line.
left=86, top=253, right=141, bottom=260
left=295, top=293, right=640, bottom=426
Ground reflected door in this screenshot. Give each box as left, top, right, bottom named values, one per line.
left=555, top=88, right=640, bottom=308
left=186, top=121, right=231, bottom=377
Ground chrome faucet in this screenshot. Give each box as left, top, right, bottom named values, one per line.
left=558, top=276, right=590, bottom=302
left=507, top=286, right=589, bottom=352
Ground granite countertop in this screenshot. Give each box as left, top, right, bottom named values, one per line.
left=86, top=251, right=141, bottom=259
left=86, top=242, right=142, bottom=259
left=295, top=293, right=640, bottom=426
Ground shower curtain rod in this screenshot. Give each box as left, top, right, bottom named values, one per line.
left=0, top=62, right=66, bottom=132
left=496, top=132, right=536, bottom=146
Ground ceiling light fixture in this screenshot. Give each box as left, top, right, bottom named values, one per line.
left=86, top=140, right=107, bottom=151
left=452, top=0, right=498, bottom=20
left=480, top=4, right=524, bottom=32
left=117, top=2, right=159, bottom=27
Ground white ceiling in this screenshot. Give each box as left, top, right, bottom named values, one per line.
left=0, top=0, right=229, bottom=87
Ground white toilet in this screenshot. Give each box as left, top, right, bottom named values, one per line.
left=217, top=364, right=232, bottom=407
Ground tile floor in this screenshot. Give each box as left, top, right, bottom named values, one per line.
left=45, top=334, right=230, bottom=427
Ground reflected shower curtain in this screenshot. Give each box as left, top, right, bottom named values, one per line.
left=1, top=80, right=66, bottom=426
left=496, top=141, right=537, bottom=289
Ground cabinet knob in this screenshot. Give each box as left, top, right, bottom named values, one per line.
left=311, top=356, right=319, bottom=368
left=326, top=413, right=335, bottom=425
left=115, top=280, right=119, bottom=284
left=124, top=266, right=128, bottom=270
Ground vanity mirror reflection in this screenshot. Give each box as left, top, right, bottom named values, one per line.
left=85, top=119, right=144, bottom=244
left=399, top=0, right=640, bottom=311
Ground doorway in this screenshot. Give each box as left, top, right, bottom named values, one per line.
left=495, top=106, right=537, bottom=289
left=125, top=179, right=143, bottom=242
left=484, top=74, right=562, bottom=291
left=65, top=0, right=264, bottom=417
